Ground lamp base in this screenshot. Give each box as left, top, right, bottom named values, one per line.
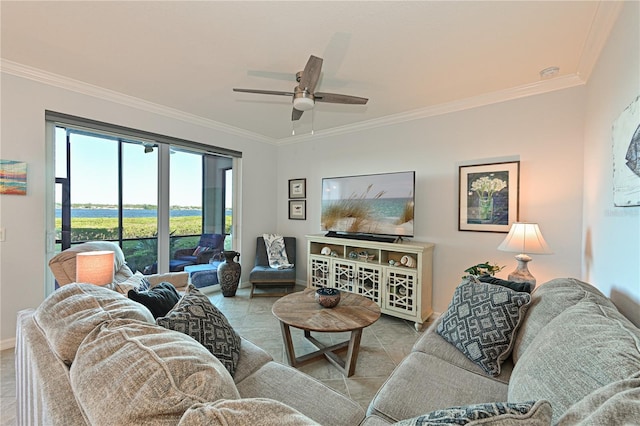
left=507, top=254, right=536, bottom=286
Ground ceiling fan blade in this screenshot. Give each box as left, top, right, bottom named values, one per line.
left=233, top=88, right=294, bottom=97
left=314, top=92, right=368, bottom=105
left=299, top=55, right=323, bottom=93
left=292, top=108, right=304, bottom=121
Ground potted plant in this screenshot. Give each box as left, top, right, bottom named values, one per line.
left=463, top=261, right=504, bottom=278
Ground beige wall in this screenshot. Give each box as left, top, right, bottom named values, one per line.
left=276, top=87, right=586, bottom=314
left=582, top=0, right=640, bottom=325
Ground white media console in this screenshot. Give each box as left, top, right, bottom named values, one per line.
left=306, top=234, right=434, bottom=330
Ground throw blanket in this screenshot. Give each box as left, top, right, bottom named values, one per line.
left=263, top=234, right=294, bottom=269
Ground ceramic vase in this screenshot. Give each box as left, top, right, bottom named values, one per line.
left=217, top=250, right=241, bottom=297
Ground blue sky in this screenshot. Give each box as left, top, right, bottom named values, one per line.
left=55, top=129, right=202, bottom=207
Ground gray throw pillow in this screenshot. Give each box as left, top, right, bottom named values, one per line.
left=128, top=282, right=180, bottom=319
left=437, top=278, right=531, bottom=376
left=477, top=275, right=533, bottom=293
left=157, top=284, right=241, bottom=376
left=393, top=400, right=552, bottom=425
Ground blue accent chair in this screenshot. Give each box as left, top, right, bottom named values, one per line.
left=249, top=236, right=296, bottom=298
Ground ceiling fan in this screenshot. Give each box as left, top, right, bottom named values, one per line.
left=233, top=55, right=368, bottom=121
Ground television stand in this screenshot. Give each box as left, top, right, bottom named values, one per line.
left=324, top=232, right=398, bottom=243
left=307, top=234, right=434, bottom=331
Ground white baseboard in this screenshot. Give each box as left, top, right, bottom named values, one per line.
left=1, top=338, right=16, bottom=351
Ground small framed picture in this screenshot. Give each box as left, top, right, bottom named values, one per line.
left=288, top=178, right=306, bottom=199
left=459, top=161, right=519, bottom=232
left=289, top=200, right=306, bottom=220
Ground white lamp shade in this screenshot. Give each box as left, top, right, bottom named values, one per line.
left=498, top=223, right=552, bottom=255
left=293, top=96, right=315, bottom=111
left=76, top=251, right=115, bottom=286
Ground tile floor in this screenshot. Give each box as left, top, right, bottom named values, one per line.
left=0, top=285, right=431, bottom=425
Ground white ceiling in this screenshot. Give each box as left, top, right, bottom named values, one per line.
left=0, top=1, right=621, bottom=142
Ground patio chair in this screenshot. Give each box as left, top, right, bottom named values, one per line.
left=173, top=233, right=225, bottom=265
left=249, top=236, right=296, bottom=297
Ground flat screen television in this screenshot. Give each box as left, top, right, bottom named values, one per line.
left=321, top=171, right=415, bottom=241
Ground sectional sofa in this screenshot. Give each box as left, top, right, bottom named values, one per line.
left=15, top=277, right=640, bottom=425
left=363, top=277, right=640, bottom=425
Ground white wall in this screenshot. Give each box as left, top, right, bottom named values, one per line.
left=583, top=0, right=640, bottom=325
left=277, top=87, right=586, bottom=314
left=0, top=72, right=277, bottom=346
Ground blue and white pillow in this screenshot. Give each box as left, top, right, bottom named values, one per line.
left=437, top=278, right=531, bottom=376
left=394, top=400, right=552, bottom=425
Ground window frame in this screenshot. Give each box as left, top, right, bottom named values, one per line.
left=45, top=112, right=241, bottom=294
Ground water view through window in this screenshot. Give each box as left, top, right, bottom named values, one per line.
left=54, top=126, right=233, bottom=275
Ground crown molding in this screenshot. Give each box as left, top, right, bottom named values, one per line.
left=0, top=59, right=276, bottom=145
left=577, top=1, right=624, bottom=82
left=1, top=59, right=585, bottom=147
left=280, top=73, right=586, bottom=145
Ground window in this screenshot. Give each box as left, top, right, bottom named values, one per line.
left=47, top=112, right=240, bottom=288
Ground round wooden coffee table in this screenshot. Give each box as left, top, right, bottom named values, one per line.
left=272, top=288, right=381, bottom=377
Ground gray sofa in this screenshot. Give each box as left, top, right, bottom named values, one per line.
left=15, top=277, right=640, bottom=425
left=15, top=283, right=365, bottom=425
left=363, top=277, right=640, bottom=425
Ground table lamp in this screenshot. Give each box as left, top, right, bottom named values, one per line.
left=497, top=222, right=552, bottom=286
left=76, top=251, right=115, bottom=286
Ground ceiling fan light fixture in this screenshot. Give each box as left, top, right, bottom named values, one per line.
left=293, top=95, right=315, bottom=111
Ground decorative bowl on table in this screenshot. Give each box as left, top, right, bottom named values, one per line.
left=315, top=287, right=341, bottom=308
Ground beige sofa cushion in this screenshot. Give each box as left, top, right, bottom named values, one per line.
left=512, top=278, right=615, bottom=363
left=236, top=361, right=365, bottom=426
left=367, top=351, right=508, bottom=423
left=33, top=283, right=154, bottom=364
left=178, top=398, right=320, bottom=425
left=556, top=372, right=640, bottom=425
left=508, top=301, right=640, bottom=423
left=70, top=318, right=239, bottom=426
left=147, top=271, right=190, bottom=292
left=413, top=319, right=513, bottom=385
left=48, top=241, right=133, bottom=286
left=233, top=337, right=274, bottom=384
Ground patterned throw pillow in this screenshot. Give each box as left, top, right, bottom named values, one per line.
left=157, top=284, right=241, bottom=376
left=393, top=400, right=552, bottom=426
left=437, top=278, right=531, bottom=376
left=192, top=245, right=213, bottom=256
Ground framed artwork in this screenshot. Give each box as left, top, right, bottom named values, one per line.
left=288, top=178, right=306, bottom=199
left=289, top=200, right=306, bottom=220
left=612, top=95, right=640, bottom=206
left=0, top=160, right=27, bottom=195
left=459, top=161, right=519, bottom=232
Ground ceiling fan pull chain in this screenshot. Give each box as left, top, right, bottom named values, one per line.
left=311, top=109, right=315, bottom=135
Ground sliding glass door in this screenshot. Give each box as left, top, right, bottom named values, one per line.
left=52, top=123, right=236, bottom=279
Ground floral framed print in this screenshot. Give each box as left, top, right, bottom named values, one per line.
left=289, top=200, right=306, bottom=220
left=459, top=161, right=519, bottom=232
left=288, top=178, right=306, bottom=199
